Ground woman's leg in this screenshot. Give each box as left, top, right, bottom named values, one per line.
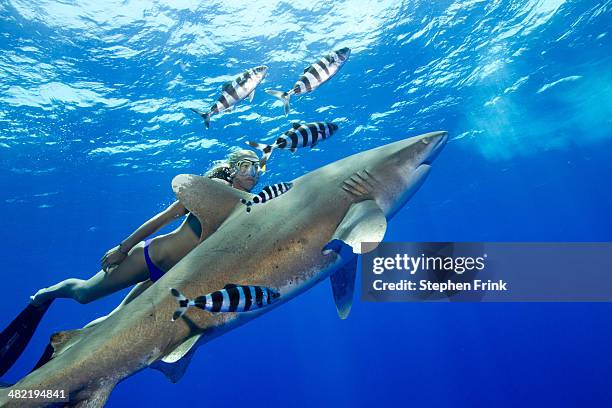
left=31, top=245, right=150, bottom=305
left=83, top=280, right=153, bottom=328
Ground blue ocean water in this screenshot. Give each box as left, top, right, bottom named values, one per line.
left=1, top=0, right=611, bottom=406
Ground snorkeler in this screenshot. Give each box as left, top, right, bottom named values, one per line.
left=0, top=149, right=262, bottom=376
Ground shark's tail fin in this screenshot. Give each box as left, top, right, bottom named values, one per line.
left=190, top=108, right=211, bottom=129
left=265, top=89, right=291, bottom=116
left=245, top=141, right=274, bottom=172
left=170, top=288, right=194, bottom=321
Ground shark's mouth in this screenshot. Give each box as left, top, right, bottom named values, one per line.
left=422, top=133, right=448, bottom=165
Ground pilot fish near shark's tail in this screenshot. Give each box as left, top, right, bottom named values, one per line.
left=170, top=285, right=280, bottom=321
left=247, top=122, right=338, bottom=170
left=240, top=182, right=293, bottom=212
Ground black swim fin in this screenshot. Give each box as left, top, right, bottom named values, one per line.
left=0, top=300, right=53, bottom=376
left=30, top=342, right=54, bottom=373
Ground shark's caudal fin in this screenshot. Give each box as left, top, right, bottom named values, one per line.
left=265, top=89, right=291, bottom=116
left=245, top=141, right=274, bottom=172
left=190, top=108, right=211, bottom=129
left=170, top=289, right=192, bottom=321
left=0, top=299, right=54, bottom=376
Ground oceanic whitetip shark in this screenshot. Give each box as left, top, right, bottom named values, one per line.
left=0, top=131, right=447, bottom=407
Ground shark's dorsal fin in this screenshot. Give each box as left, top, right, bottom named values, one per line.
left=172, top=175, right=251, bottom=243
left=224, top=283, right=238, bottom=289
left=291, top=122, right=301, bottom=129
left=329, top=251, right=358, bottom=319
left=324, top=199, right=387, bottom=255
left=150, top=335, right=202, bottom=383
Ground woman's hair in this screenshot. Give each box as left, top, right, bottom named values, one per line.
left=205, top=148, right=259, bottom=182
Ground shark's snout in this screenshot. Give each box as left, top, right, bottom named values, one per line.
left=422, top=131, right=448, bottom=165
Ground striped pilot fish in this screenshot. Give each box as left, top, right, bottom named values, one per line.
left=171, top=285, right=280, bottom=321
left=247, top=122, right=338, bottom=170
left=190, top=65, right=268, bottom=129
left=266, top=47, right=350, bottom=115
left=240, top=182, right=293, bottom=212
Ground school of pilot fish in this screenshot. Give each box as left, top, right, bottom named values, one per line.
left=178, top=47, right=351, bottom=319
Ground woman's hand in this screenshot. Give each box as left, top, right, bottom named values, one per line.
left=101, top=246, right=127, bottom=272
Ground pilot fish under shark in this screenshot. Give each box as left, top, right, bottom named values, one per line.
left=191, top=65, right=268, bottom=129
left=266, top=47, right=350, bottom=115
left=171, top=285, right=280, bottom=321
left=247, top=122, right=338, bottom=170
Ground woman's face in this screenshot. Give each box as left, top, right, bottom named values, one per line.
left=231, top=158, right=261, bottom=192
left=232, top=171, right=259, bottom=192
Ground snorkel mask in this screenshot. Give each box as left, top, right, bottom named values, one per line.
left=234, top=158, right=261, bottom=177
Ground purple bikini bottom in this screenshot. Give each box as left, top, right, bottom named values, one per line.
left=143, top=239, right=166, bottom=282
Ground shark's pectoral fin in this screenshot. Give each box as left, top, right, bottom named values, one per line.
left=324, top=200, right=387, bottom=255
left=150, top=335, right=202, bottom=383
left=329, top=255, right=358, bottom=319
left=248, top=90, right=255, bottom=102
left=321, top=200, right=387, bottom=319
left=172, top=174, right=251, bottom=242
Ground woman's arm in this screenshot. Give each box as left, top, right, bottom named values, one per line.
left=119, top=200, right=187, bottom=252
left=101, top=200, right=187, bottom=271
